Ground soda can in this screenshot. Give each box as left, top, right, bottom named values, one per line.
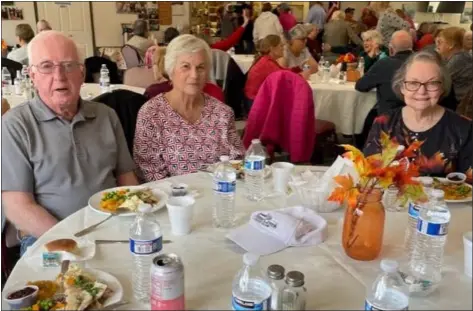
left=151, top=253, right=185, bottom=310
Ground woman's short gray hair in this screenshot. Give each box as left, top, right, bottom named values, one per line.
left=164, top=34, right=212, bottom=79
left=392, top=50, right=452, bottom=100
left=361, top=30, right=383, bottom=45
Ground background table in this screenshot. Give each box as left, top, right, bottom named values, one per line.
left=231, top=54, right=254, bottom=74
left=2, top=84, right=145, bottom=109
left=3, top=167, right=472, bottom=310
left=309, top=75, right=377, bottom=136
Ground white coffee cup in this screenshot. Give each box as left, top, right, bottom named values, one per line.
left=167, top=196, right=195, bottom=236
left=271, top=162, right=295, bottom=193
left=463, top=231, right=472, bottom=278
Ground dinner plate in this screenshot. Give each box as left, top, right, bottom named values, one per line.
left=88, top=186, right=168, bottom=216
left=434, top=178, right=472, bottom=203
left=2, top=269, right=123, bottom=309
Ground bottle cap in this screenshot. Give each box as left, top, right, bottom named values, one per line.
left=138, top=203, right=152, bottom=213
left=431, top=189, right=445, bottom=199
left=380, top=259, right=399, bottom=273
left=243, top=253, right=259, bottom=266
left=220, top=155, right=229, bottom=162
left=267, top=264, right=285, bottom=280
left=285, top=271, right=304, bottom=287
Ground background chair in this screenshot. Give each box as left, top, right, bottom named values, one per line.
left=210, top=49, right=230, bottom=89
left=84, top=56, right=121, bottom=84
left=121, top=45, right=144, bottom=69
left=92, top=89, right=148, bottom=155
left=224, top=57, right=247, bottom=120
left=123, top=67, right=156, bottom=89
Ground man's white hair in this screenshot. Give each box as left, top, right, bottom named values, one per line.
left=27, top=30, right=79, bottom=64
left=164, top=34, right=212, bottom=80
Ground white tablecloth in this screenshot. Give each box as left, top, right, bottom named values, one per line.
left=3, top=167, right=472, bottom=310
left=2, top=84, right=145, bottom=109
left=231, top=54, right=254, bottom=74
left=309, top=75, right=377, bottom=136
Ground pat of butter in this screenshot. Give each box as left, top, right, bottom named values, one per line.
left=42, top=252, right=61, bottom=267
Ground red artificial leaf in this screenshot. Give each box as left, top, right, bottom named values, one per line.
left=400, top=140, right=424, bottom=158
left=374, top=115, right=389, bottom=124
left=415, top=152, right=446, bottom=171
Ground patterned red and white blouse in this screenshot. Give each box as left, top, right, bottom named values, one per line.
left=133, top=93, right=245, bottom=182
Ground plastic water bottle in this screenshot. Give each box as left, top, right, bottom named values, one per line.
left=99, top=64, right=110, bottom=93
left=318, top=56, right=325, bottom=77
left=232, top=253, right=272, bottom=311
left=14, top=70, right=23, bottom=95
left=365, top=259, right=409, bottom=310
left=21, top=64, right=28, bottom=79
left=358, top=58, right=365, bottom=76
left=213, top=155, right=236, bottom=228
left=409, top=189, right=450, bottom=296
left=129, top=203, right=163, bottom=303
left=244, top=139, right=267, bottom=201
left=322, top=61, right=330, bottom=82
left=2, top=67, right=12, bottom=95
left=404, top=177, right=433, bottom=260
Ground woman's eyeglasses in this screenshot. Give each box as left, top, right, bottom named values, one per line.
left=32, top=61, right=83, bottom=74
left=403, top=80, right=442, bottom=92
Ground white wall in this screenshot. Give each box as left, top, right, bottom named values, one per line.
left=1, top=2, right=36, bottom=45
left=91, top=2, right=190, bottom=47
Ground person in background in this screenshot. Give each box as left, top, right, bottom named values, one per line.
left=1, top=39, right=7, bottom=57
left=457, top=87, right=473, bottom=120
left=163, top=27, right=180, bottom=45
left=395, top=9, right=415, bottom=29
left=2, top=31, right=139, bottom=255
left=253, top=3, right=285, bottom=45
left=415, top=23, right=437, bottom=51
left=151, top=46, right=168, bottom=83
left=279, top=24, right=319, bottom=74
left=134, top=35, right=244, bottom=182
left=36, top=19, right=52, bottom=32
left=2, top=98, right=10, bottom=116
left=278, top=3, right=297, bottom=33
left=126, top=19, right=154, bottom=59
left=220, top=4, right=237, bottom=39
left=361, top=2, right=378, bottom=30
left=272, top=4, right=280, bottom=17
left=7, top=24, right=34, bottom=65
left=237, top=3, right=255, bottom=54
left=305, top=2, right=326, bottom=34
left=344, top=7, right=363, bottom=36
left=436, top=27, right=473, bottom=104
left=372, top=1, right=410, bottom=46
left=359, top=29, right=389, bottom=73
left=464, top=31, right=472, bottom=54
left=364, top=50, right=472, bottom=180
left=304, top=23, right=322, bottom=61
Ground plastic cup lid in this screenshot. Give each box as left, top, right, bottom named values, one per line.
left=380, top=259, right=399, bottom=273
left=243, top=253, right=259, bottom=266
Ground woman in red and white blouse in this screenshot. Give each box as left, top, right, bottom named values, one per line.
left=133, top=34, right=244, bottom=182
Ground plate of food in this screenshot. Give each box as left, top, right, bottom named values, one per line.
left=88, top=186, right=168, bottom=216
left=433, top=177, right=472, bottom=203
left=204, top=160, right=272, bottom=180
left=3, top=264, right=123, bottom=310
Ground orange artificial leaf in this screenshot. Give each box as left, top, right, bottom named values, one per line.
left=327, top=187, right=347, bottom=204
left=401, top=140, right=424, bottom=158
left=346, top=187, right=360, bottom=208
left=333, top=174, right=355, bottom=190
left=466, top=167, right=473, bottom=184
left=416, top=152, right=445, bottom=171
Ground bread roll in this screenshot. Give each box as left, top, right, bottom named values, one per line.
left=44, top=239, right=78, bottom=254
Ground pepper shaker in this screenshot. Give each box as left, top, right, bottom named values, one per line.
left=282, top=271, right=307, bottom=310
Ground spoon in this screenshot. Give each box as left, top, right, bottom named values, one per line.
left=74, top=208, right=129, bottom=238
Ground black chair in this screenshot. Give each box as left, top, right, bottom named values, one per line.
left=92, top=89, right=148, bottom=155
left=224, top=57, right=247, bottom=120
left=1, top=57, right=22, bottom=80
left=84, top=56, right=122, bottom=84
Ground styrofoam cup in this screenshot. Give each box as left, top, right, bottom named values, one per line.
left=271, top=162, right=295, bottom=193
left=167, top=196, right=195, bottom=236
left=464, top=231, right=472, bottom=278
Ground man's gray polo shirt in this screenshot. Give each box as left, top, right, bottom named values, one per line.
left=1, top=96, right=136, bottom=220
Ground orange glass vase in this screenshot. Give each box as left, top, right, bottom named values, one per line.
left=342, top=189, right=385, bottom=261
left=346, top=62, right=360, bottom=82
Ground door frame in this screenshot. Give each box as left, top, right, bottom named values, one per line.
left=33, top=1, right=97, bottom=57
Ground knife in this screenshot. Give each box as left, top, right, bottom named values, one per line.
left=102, top=301, right=129, bottom=310
left=95, top=240, right=172, bottom=244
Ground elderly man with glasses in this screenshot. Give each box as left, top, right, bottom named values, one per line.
left=1, top=31, right=139, bottom=256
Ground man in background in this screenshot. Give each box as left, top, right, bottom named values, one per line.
left=7, top=24, right=34, bottom=65
left=37, top=19, right=52, bottom=32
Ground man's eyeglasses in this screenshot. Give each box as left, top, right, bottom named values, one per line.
left=403, top=80, right=442, bottom=92
left=32, top=61, right=83, bottom=74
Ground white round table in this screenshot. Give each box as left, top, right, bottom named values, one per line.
left=231, top=54, right=254, bottom=74
left=2, top=84, right=145, bottom=109
left=3, top=167, right=472, bottom=310
left=309, top=75, right=377, bottom=136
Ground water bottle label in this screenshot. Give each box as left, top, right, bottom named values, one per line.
left=365, top=300, right=408, bottom=310
left=408, top=203, right=420, bottom=218
left=214, top=180, right=236, bottom=193
left=417, top=219, right=449, bottom=236
left=130, top=236, right=162, bottom=255
left=232, top=295, right=269, bottom=311
left=244, top=159, right=264, bottom=171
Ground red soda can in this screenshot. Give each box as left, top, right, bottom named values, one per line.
left=151, top=253, right=185, bottom=310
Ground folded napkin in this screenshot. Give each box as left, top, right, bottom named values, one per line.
left=226, top=206, right=328, bottom=256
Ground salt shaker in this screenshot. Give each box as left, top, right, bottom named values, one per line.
left=267, top=264, right=285, bottom=311
left=282, top=271, right=307, bottom=310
